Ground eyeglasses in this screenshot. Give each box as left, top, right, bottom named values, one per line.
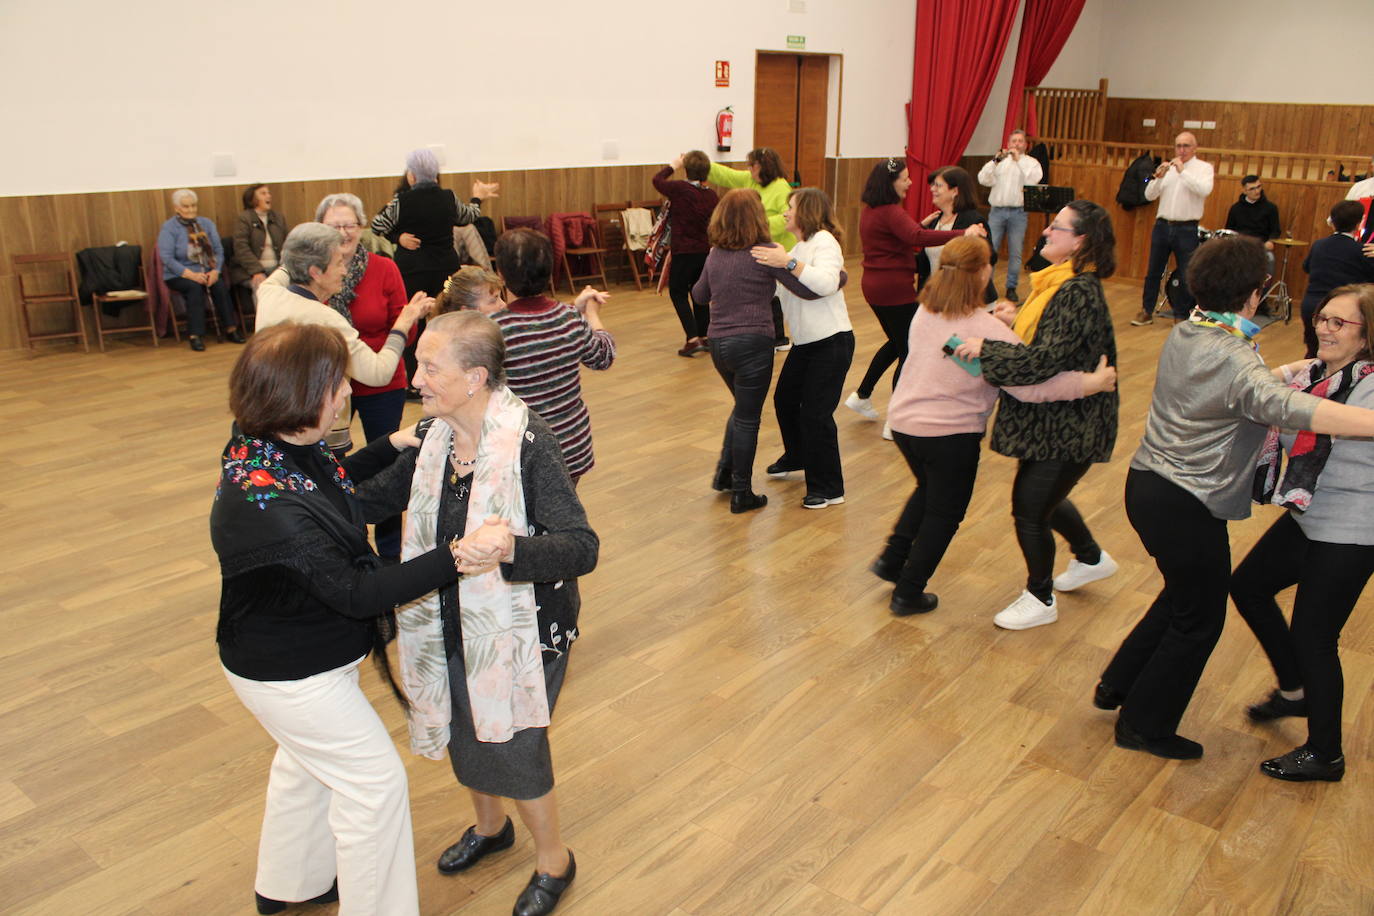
left=1313, top=313, right=1365, bottom=332
left=325, top=222, right=360, bottom=231
left=1046, top=224, right=1075, bottom=233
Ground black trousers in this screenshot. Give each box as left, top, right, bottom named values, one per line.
left=667, top=252, right=709, bottom=340
left=772, top=331, right=854, bottom=499
left=882, top=432, right=983, bottom=599
left=1103, top=468, right=1230, bottom=739
left=1230, top=511, right=1374, bottom=758
left=711, top=333, right=775, bottom=492
left=1011, top=459, right=1099, bottom=602
left=856, top=302, right=917, bottom=398
left=165, top=275, right=236, bottom=337
left=353, top=388, right=407, bottom=558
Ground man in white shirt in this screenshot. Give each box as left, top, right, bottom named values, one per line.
left=1132, top=132, right=1215, bottom=325
left=977, top=129, right=1043, bottom=302
left=1347, top=156, right=1374, bottom=202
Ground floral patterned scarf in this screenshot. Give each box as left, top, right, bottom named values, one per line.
left=179, top=217, right=217, bottom=271
left=396, top=387, right=546, bottom=757
left=326, top=245, right=369, bottom=325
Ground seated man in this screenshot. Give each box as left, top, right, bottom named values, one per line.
left=1225, top=175, right=1279, bottom=270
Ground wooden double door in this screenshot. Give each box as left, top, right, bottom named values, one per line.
left=753, top=52, right=830, bottom=188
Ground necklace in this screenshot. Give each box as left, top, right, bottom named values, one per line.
left=448, top=437, right=476, bottom=485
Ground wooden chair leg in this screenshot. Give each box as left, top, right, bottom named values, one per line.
left=73, top=299, right=89, bottom=352
left=92, top=302, right=108, bottom=352
left=147, top=297, right=160, bottom=347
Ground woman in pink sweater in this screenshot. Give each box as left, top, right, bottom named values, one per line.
left=871, top=237, right=1116, bottom=615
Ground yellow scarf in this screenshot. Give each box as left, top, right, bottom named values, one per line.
left=1011, top=259, right=1077, bottom=344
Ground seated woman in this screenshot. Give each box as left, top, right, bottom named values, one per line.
left=749, top=187, right=854, bottom=508
left=692, top=188, right=838, bottom=512
left=256, top=222, right=432, bottom=458
left=1232, top=283, right=1374, bottom=782
left=1299, top=200, right=1374, bottom=357
left=212, top=322, right=463, bottom=916
left=230, top=183, right=287, bottom=295
left=157, top=189, right=244, bottom=351
left=477, top=229, right=614, bottom=484
left=873, top=237, right=1115, bottom=614
left=357, top=311, right=599, bottom=916
left=1097, top=238, right=1374, bottom=761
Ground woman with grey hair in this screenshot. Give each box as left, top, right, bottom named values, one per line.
left=372, top=149, right=500, bottom=395
left=157, top=188, right=244, bottom=350
left=358, top=310, right=597, bottom=916
left=256, top=222, right=433, bottom=461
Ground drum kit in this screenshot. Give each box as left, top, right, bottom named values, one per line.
left=1155, top=227, right=1304, bottom=323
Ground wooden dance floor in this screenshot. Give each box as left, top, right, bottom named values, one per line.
left=1, top=263, right=1370, bottom=914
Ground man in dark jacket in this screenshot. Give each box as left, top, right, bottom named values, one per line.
left=1225, top=175, right=1281, bottom=256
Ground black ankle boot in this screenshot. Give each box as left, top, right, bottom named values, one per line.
left=730, top=491, right=767, bottom=513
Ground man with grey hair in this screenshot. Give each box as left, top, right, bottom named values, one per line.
left=977, top=129, right=1042, bottom=301
left=1133, top=131, right=1214, bottom=325
left=256, top=223, right=433, bottom=455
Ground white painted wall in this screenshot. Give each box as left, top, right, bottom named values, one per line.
left=0, top=0, right=914, bottom=196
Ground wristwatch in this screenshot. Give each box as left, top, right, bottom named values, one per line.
left=786, top=258, right=798, bottom=271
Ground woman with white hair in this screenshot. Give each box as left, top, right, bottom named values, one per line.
left=256, top=222, right=433, bottom=463
left=157, top=188, right=244, bottom=350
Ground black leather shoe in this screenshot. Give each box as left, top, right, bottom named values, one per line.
left=890, top=592, right=938, bottom=615
left=513, top=851, right=576, bottom=916
left=227, top=328, right=247, bottom=344
left=1114, top=716, right=1203, bottom=760
left=1093, top=681, right=1124, bottom=710
left=255, top=879, right=338, bottom=914
left=1260, top=745, right=1344, bottom=782
left=437, top=817, right=515, bottom=874
left=188, top=335, right=206, bottom=352
left=1005, top=286, right=1019, bottom=303
left=730, top=491, right=767, bottom=514
left=711, top=464, right=732, bottom=492
left=869, top=558, right=901, bottom=583
left=1247, top=689, right=1307, bottom=722
left=765, top=460, right=801, bottom=478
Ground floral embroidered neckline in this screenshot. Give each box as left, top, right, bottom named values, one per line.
left=219, top=435, right=355, bottom=510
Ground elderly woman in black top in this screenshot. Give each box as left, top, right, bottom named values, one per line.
left=212, top=322, right=461, bottom=916
left=358, top=311, right=598, bottom=916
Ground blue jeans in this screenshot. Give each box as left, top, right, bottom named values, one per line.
left=1141, top=219, right=1200, bottom=319
left=353, top=388, right=407, bottom=557
left=710, top=333, right=775, bottom=492
left=988, top=206, right=1028, bottom=292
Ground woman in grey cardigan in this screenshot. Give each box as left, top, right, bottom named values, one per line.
left=1231, top=283, right=1374, bottom=782
left=1096, top=240, right=1374, bottom=762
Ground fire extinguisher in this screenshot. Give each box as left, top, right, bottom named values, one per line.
left=716, top=107, right=733, bottom=153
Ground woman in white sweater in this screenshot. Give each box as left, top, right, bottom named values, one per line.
left=872, top=237, right=1116, bottom=614
left=750, top=188, right=854, bottom=508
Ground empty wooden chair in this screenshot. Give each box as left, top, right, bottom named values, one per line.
left=12, top=253, right=88, bottom=352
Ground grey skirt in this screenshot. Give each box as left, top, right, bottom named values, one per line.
left=445, top=649, right=569, bottom=800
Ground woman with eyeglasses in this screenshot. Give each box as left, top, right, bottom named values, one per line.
left=846, top=157, right=978, bottom=427
left=1298, top=200, right=1374, bottom=357
left=1230, top=284, right=1374, bottom=782
left=1095, top=240, right=1374, bottom=762
left=952, top=201, right=1118, bottom=631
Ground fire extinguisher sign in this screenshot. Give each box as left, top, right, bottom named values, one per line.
left=715, top=61, right=730, bottom=87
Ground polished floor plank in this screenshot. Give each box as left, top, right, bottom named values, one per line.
left=0, top=261, right=1369, bottom=914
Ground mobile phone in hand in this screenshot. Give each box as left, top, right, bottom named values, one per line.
left=942, top=334, right=982, bottom=376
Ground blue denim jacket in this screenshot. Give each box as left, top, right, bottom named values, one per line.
left=157, top=216, right=225, bottom=280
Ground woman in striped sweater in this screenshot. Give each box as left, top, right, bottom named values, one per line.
left=436, top=233, right=614, bottom=483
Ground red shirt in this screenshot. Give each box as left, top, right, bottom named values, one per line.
left=652, top=167, right=719, bottom=254
left=859, top=204, right=963, bottom=306
left=348, top=254, right=412, bottom=396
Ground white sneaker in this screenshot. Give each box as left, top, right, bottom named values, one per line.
left=1054, top=550, right=1119, bottom=592
left=881, top=420, right=894, bottom=441
left=844, top=392, right=879, bottom=421
left=993, top=590, right=1058, bottom=630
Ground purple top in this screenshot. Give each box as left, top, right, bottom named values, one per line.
left=692, top=245, right=828, bottom=339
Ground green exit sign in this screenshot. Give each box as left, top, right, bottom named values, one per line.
left=786, top=35, right=805, bottom=49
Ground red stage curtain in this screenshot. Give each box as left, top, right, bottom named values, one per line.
left=905, top=0, right=1020, bottom=215
left=1002, top=0, right=1087, bottom=141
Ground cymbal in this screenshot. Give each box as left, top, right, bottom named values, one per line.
left=1271, top=238, right=1308, bottom=247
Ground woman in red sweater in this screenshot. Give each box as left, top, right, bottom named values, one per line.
left=317, top=192, right=416, bottom=559
left=847, top=158, right=980, bottom=426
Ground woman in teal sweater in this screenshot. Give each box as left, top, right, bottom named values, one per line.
left=708, top=148, right=794, bottom=346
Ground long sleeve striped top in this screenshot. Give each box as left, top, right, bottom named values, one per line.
left=494, top=295, right=615, bottom=479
